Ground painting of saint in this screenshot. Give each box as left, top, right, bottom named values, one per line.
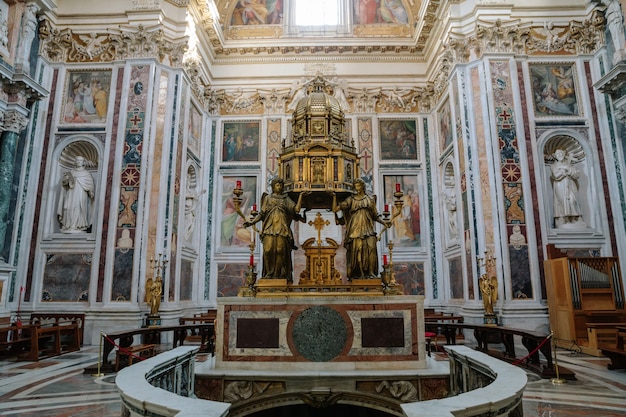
left=383, top=175, right=421, bottom=247
left=530, top=64, right=579, bottom=117
left=231, top=0, right=283, bottom=25
left=217, top=263, right=248, bottom=297
left=62, top=70, right=112, bottom=125
left=353, top=0, right=409, bottom=24
left=379, top=119, right=418, bottom=161
left=393, top=262, right=425, bottom=296
left=221, top=176, right=257, bottom=250
left=222, top=121, right=261, bottom=162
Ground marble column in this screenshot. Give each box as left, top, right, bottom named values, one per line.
left=0, top=111, right=28, bottom=259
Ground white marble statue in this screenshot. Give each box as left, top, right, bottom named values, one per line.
left=606, top=0, right=626, bottom=63
left=57, top=156, right=95, bottom=233
left=550, top=149, right=585, bottom=229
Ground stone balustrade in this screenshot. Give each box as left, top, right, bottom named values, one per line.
left=116, top=345, right=526, bottom=417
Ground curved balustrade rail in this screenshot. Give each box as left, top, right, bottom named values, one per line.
left=116, top=346, right=230, bottom=417
left=116, top=345, right=526, bottom=417
left=402, top=346, right=527, bottom=417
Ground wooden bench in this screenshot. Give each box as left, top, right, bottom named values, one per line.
left=0, top=323, right=38, bottom=359
left=585, top=323, right=626, bottom=355
left=115, top=343, right=156, bottom=371
left=22, top=321, right=81, bottom=361
left=601, top=326, right=626, bottom=370
left=30, top=313, right=85, bottom=346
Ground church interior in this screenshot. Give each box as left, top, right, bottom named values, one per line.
left=2, top=0, right=626, bottom=416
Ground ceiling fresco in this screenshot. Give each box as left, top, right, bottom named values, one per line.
left=198, top=0, right=441, bottom=58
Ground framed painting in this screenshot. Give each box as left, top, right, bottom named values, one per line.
left=220, top=175, right=257, bottom=251
left=529, top=63, right=580, bottom=117
left=216, top=263, right=247, bottom=297
left=382, top=173, right=421, bottom=248
left=392, top=262, right=425, bottom=296
left=221, top=121, right=261, bottom=163
left=379, top=119, right=418, bottom=161
left=438, top=98, right=453, bottom=151
left=61, top=70, right=112, bottom=125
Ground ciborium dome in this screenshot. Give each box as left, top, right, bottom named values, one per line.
left=280, top=76, right=359, bottom=209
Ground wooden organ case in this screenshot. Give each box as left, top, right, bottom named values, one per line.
left=544, top=255, right=626, bottom=354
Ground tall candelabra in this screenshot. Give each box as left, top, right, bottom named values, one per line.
left=478, top=250, right=497, bottom=326
left=232, top=182, right=258, bottom=296
left=379, top=185, right=405, bottom=294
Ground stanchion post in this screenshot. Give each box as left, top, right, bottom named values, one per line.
left=550, top=331, right=566, bottom=384
left=92, top=331, right=105, bottom=377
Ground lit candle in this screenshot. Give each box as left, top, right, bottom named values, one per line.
left=236, top=180, right=242, bottom=189
left=249, top=254, right=254, bottom=266
left=384, top=204, right=389, bottom=212
left=395, top=183, right=401, bottom=193
left=383, top=255, right=388, bottom=265
left=252, top=204, right=257, bottom=211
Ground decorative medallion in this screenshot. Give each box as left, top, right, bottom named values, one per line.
left=292, top=305, right=347, bottom=362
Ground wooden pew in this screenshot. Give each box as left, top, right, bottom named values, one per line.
left=22, top=321, right=81, bottom=361
left=0, top=323, right=38, bottom=359
left=30, top=313, right=85, bottom=345
left=601, top=326, right=626, bottom=370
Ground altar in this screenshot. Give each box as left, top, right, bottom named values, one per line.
left=215, top=295, right=426, bottom=371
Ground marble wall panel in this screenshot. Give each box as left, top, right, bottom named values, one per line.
left=42, top=253, right=91, bottom=302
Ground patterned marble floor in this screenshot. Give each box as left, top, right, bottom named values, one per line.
left=0, top=346, right=625, bottom=416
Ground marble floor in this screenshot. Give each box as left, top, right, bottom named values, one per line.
left=0, top=345, right=625, bottom=417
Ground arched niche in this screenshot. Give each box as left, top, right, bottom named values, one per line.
left=52, top=138, right=101, bottom=236
left=541, top=134, right=589, bottom=231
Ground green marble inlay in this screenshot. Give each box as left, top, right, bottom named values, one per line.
left=292, top=305, right=347, bottom=362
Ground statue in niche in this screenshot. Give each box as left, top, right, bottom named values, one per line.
left=244, top=178, right=308, bottom=281
left=331, top=178, right=391, bottom=280
left=57, top=156, right=95, bottom=233
left=184, top=185, right=205, bottom=242
left=444, top=190, right=458, bottom=241
left=549, top=148, right=586, bottom=229
left=606, top=0, right=626, bottom=63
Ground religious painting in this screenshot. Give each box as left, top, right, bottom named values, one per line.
left=217, top=263, right=248, bottom=297
left=382, top=174, right=421, bottom=248
left=353, top=0, right=409, bottom=24
left=379, top=119, right=418, bottom=161
left=61, top=70, right=112, bottom=125
left=449, top=257, right=464, bottom=299
left=530, top=63, right=580, bottom=117
left=188, top=104, right=202, bottom=156
left=221, top=121, right=261, bottom=163
left=393, top=262, right=425, bottom=296
left=220, top=175, right=257, bottom=251
left=230, top=0, right=283, bottom=25
left=438, top=98, right=453, bottom=151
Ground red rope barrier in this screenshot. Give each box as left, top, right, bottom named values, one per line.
left=511, top=334, right=552, bottom=366
left=103, top=334, right=149, bottom=363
